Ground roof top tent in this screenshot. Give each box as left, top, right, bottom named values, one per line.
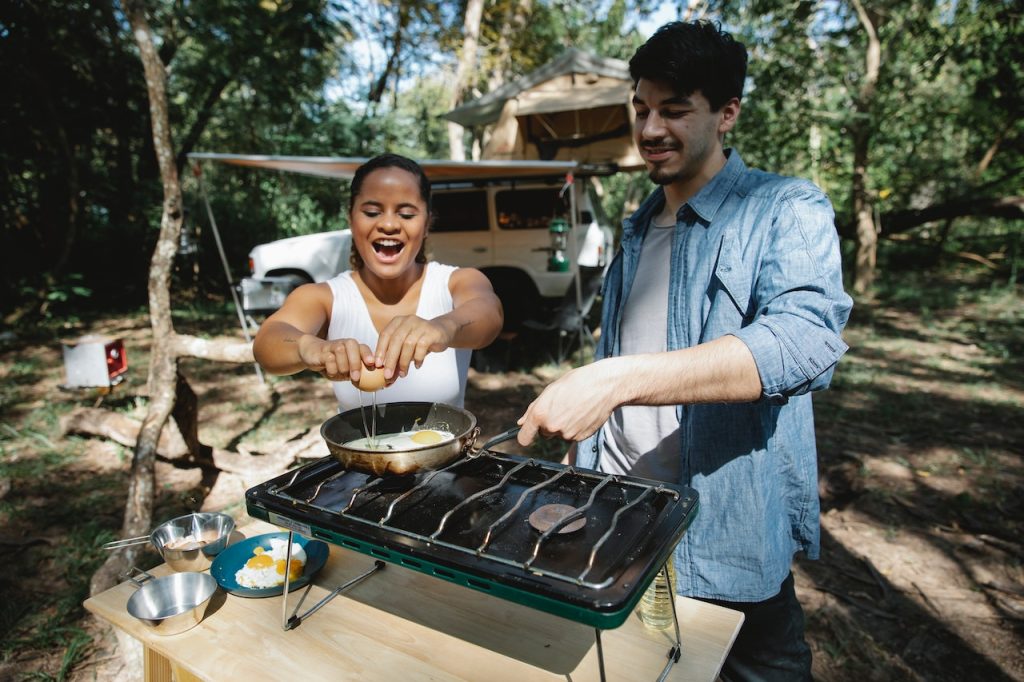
left=187, top=154, right=605, bottom=365
left=444, top=48, right=643, bottom=169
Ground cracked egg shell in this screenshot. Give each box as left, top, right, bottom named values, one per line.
left=355, top=367, right=386, bottom=392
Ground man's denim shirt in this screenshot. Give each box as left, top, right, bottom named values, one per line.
left=577, top=150, right=853, bottom=602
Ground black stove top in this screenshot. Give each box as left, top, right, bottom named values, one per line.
left=245, top=451, right=699, bottom=629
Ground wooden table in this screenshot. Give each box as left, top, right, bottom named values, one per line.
left=85, top=521, right=743, bottom=681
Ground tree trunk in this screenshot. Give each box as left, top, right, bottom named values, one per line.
left=369, top=4, right=409, bottom=104
left=175, top=73, right=233, bottom=174
left=446, top=0, right=485, bottom=160
left=849, top=0, right=881, bottom=295
left=488, top=0, right=533, bottom=96
left=92, top=0, right=185, bottom=597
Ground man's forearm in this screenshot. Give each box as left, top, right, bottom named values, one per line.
left=605, top=334, right=761, bottom=407
left=515, top=334, right=762, bottom=445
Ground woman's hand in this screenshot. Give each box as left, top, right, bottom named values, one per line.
left=374, top=315, right=457, bottom=380
left=298, top=335, right=375, bottom=383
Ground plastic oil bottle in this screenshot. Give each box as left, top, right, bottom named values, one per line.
left=638, top=558, right=677, bottom=629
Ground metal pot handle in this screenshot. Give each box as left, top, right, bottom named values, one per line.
left=103, top=535, right=151, bottom=550
left=122, top=566, right=156, bottom=588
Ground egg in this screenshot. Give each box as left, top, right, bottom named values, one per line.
left=234, top=538, right=307, bottom=589
left=354, top=367, right=386, bottom=392
left=343, top=429, right=455, bottom=451
left=410, top=430, right=446, bottom=445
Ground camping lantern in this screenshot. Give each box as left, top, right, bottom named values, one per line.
left=61, top=335, right=128, bottom=388
left=547, top=217, right=569, bottom=272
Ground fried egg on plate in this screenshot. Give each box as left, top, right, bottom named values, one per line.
left=234, top=538, right=307, bottom=589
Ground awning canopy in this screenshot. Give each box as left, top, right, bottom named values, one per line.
left=187, top=153, right=582, bottom=183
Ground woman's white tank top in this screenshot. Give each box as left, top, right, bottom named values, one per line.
left=326, top=262, right=471, bottom=412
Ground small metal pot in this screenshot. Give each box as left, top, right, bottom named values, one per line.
left=321, top=402, right=479, bottom=476
left=103, top=512, right=235, bottom=572
left=125, top=568, right=218, bottom=635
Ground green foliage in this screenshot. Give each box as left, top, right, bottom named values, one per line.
left=1, top=0, right=352, bottom=316
left=717, top=0, right=1023, bottom=246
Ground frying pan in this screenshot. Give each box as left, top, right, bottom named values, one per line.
left=320, top=401, right=519, bottom=476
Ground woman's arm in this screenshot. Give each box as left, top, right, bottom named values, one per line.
left=374, top=267, right=503, bottom=379
left=253, top=283, right=374, bottom=382
left=437, top=267, right=504, bottom=349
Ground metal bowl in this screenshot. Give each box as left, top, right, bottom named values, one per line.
left=151, top=512, right=235, bottom=572
left=126, top=570, right=218, bottom=635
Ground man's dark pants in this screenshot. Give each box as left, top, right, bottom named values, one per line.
left=696, top=572, right=813, bottom=681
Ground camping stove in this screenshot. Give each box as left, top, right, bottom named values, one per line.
left=245, top=450, right=699, bottom=678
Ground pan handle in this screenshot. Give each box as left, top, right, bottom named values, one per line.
left=477, top=426, right=522, bottom=452
left=103, top=535, right=151, bottom=550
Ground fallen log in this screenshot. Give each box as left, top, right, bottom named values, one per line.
left=61, top=406, right=191, bottom=459
left=172, top=335, right=254, bottom=363
left=61, top=407, right=328, bottom=507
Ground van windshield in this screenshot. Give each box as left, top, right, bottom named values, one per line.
left=495, top=188, right=567, bottom=230
left=433, top=190, right=489, bottom=232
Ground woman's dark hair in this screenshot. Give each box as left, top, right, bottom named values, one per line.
left=348, top=153, right=431, bottom=270
left=628, top=20, right=748, bottom=112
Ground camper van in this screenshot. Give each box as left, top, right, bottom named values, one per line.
left=240, top=176, right=613, bottom=330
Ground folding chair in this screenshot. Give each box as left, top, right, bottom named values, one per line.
left=522, top=266, right=605, bottom=365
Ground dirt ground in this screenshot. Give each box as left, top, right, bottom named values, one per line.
left=1, top=282, right=1022, bottom=681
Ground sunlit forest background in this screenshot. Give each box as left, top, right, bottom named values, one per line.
left=2, top=0, right=1020, bottom=319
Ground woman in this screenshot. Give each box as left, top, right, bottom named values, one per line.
left=253, top=153, right=503, bottom=410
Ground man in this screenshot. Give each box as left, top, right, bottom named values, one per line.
left=516, top=20, right=853, bottom=681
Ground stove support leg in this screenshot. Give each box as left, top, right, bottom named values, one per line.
left=279, top=530, right=386, bottom=630
left=655, top=562, right=682, bottom=682
left=281, top=530, right=296, bottom=630
left=593, top=628, right=606, bottom=682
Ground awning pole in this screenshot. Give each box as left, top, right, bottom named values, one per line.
left=562, top=174, right=585, bottom=367
left=195, top=165, right=265, bottom=384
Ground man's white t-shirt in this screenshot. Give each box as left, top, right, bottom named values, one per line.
left=598, top=221, right=682, bottom=482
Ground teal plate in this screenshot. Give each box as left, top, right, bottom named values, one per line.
left=211, top=533, right=329, bottom=598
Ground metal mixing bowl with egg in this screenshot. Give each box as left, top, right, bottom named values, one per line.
left=103, top=512, right=235, bottom=572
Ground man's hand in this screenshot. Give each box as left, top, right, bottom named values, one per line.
left=515, top=338, right=763, bottom=448
left=516, top=359, right=629, bottom=447
left=374, top=315, right=456, bottom=380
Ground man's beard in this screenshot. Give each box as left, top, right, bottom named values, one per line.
left=647, top=164, right=686, bottom=186
left=643, top=133, right=714, bottom=186
left=641, top=140, right=686, bottom=185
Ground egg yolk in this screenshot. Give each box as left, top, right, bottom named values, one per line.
left=410, top=430, right=444, bottom=445
left=246, top=553, right=275, bottom=569
left=275, top=559, right=303, bottom=579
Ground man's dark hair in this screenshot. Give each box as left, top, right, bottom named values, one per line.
left=629, top=20, right=748, bottom=111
